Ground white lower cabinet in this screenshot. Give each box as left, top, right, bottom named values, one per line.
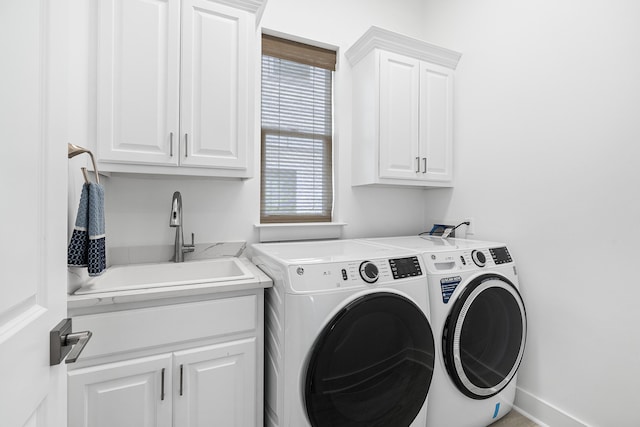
left=174, top=339, right=256, bottom=426
left=67, top=292, right=263, bottom=427
left=68, top=354, right=173, bottom=427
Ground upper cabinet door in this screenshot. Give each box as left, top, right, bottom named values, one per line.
left=97, top=0, right=180, bottom=165
left=419, top=62, right=454, bottom=182
left=378, top=51, right=421, bottom=180
left=179, top=0, right=252, bottom=170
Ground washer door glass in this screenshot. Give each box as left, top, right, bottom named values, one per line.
left=443, top=274, right=527, bottom=399
left=305, top=292, right=435, bottom=427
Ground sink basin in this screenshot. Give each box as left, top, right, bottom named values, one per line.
left=74, top=258, right=254, bottom=295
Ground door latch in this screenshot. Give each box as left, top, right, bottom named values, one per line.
left=50, top=318, right=92, bottom=365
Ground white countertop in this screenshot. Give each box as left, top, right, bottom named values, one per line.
left=68, top=257, right=272, bottom=312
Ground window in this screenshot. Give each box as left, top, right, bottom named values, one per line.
left=260, top=34, right=336, bottom=223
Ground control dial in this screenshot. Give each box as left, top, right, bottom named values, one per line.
left=471, top=250, right=486, bottom=267
left=359, top=261, right=379, bottom=283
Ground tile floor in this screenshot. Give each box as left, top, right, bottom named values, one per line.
left=488, top=410, right=540, bottom=427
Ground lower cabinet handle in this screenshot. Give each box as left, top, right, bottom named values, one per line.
left=422, top=157, right=427, bottom=174
left=415, top=156, right=420, bottom=173
left=180, top=364, right=184, bottom=396
left=161, top=368, right=165, bottom=401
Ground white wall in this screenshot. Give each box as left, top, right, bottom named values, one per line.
left=419, top=1, right=640, bottom=426
left=73, top=0, right=435, bottom=251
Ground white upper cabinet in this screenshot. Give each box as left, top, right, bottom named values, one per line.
left=96, top=0, right=266, bottom=178
left=346, top=27, right=461, bottom=187
left=179, top=0, right=250, bottom=170
left=97, top=0, right=180, bottom=167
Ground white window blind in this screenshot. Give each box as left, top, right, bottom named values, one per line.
left=261, top=35, right=335, bottom=223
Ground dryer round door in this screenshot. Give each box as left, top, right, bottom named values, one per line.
left=304, top=292, right=435, bottom=427
left=442, top=274, right=527, bottom=399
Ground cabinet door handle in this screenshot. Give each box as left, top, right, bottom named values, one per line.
left=161, top=368, right=165, bottom=401
left=169, top=133, right=174, bottom=157
left=184, top=134, right=188, bottom=158
left=179, top=364, right=184, bottom=396
left=422, top=157, right=427, bottom=174
left=415, top=157, right=420, bottom=173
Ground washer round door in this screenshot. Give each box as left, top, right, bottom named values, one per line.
left=442, top=274, right=527, bottom=399
left=304, top=292, right=435, bottom=427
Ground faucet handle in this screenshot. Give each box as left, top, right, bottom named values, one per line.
left=183, top=232, right=195, bottom=253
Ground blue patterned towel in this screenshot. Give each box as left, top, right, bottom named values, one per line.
left=68, top=182, right=106, bottom=276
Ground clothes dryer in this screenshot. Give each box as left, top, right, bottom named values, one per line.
left=365, top=236, right=527, bottom=427
left=249, top=239, right=436, bottom=427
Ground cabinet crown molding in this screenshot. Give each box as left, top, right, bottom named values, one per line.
left=215, top=0, right=268, bottom=23
left=345, top=26, right=461, bottom=70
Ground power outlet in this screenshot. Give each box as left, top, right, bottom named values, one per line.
left=465, top=217, right=475, bottom=235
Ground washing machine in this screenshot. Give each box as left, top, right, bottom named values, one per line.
left=249, top=239, right=436, bottom=427
left=365, top=236, right=527, bottom=427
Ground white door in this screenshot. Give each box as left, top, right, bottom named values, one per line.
left=174, top=338, right=257, bottom=427
left=179, top=0, right=252, bottom=170
left=67, top=354, right=173, bottom=427
left=378, top=51, right=421, bottom=180
left=0, top=0, right=69, bottom=425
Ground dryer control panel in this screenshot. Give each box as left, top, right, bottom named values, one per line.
left=288, top=256, right=424, bottom=293
left=424, top=246, right=513, bottom=275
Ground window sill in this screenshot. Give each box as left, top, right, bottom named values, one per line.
left=254, top=222, right=347, bottom=242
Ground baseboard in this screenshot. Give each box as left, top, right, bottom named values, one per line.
left=514, top=387, right=590, bottom=427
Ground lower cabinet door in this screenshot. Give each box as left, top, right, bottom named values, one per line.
left=173, top=338, right=257, bottom=427
left=68, top=354, right=173, bottom=427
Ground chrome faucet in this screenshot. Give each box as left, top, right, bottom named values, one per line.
left=169, top=191, right=195, bottom=262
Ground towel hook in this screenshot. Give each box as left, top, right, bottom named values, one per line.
left=67, top=143, right=100, bottom=184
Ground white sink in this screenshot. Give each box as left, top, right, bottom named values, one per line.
left=74, top=258, right=254, bottom=295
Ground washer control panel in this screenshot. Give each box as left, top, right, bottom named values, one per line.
left=289, top=256, right=424, bottom=292
left=359, top=256, right=422, bottom=283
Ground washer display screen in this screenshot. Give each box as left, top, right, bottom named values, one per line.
left=389, top=257, right=422, bottom=279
